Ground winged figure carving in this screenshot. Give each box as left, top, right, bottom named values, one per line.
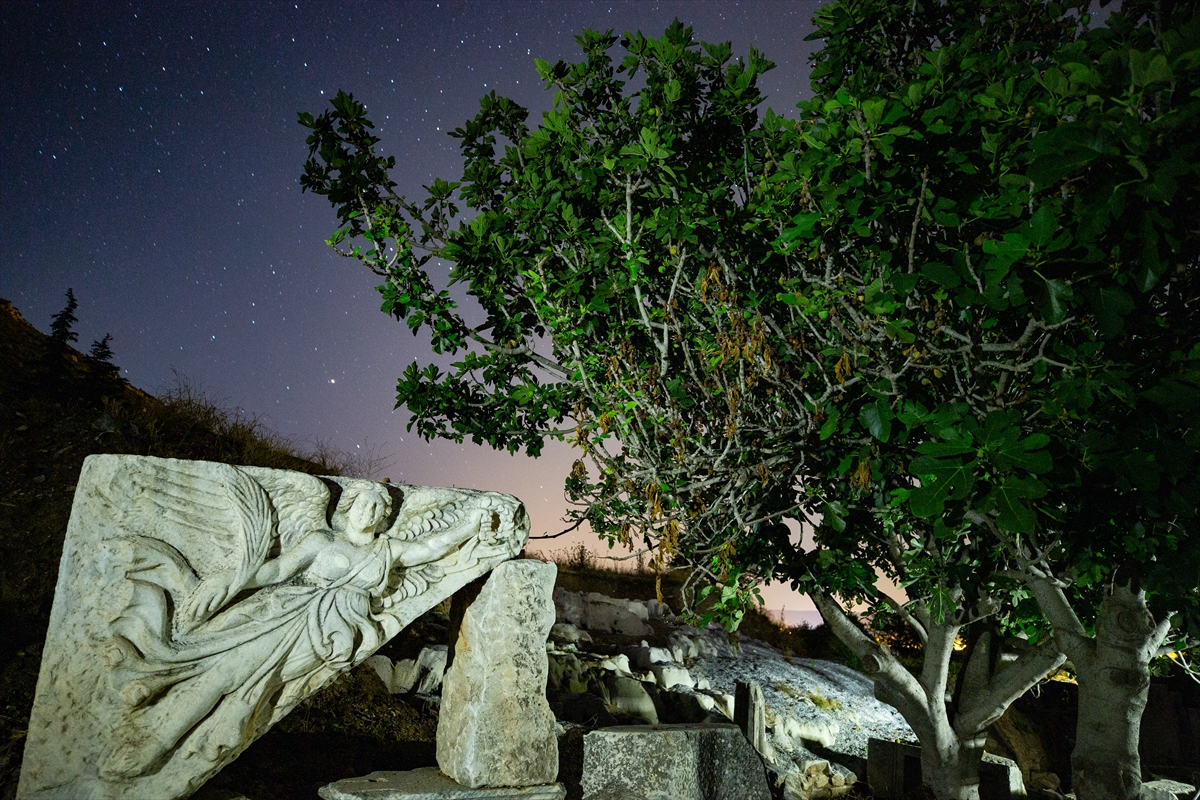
left=38, top=456, right=531, bottom=791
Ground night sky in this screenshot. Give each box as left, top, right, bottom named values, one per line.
left=1, top=0, right=824, bottom=621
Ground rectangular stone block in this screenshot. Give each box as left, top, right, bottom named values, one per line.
left=319, top=768, right=565, bottom=800
left=557, top=723, right=771, bottom=800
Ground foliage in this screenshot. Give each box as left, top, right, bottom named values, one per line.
left=299, top=3, right=1200, bottom=649
left=48, top=288, right=78, bottom=345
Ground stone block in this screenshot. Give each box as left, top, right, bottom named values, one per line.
left=319, top=768, right=565, bottom=799
left=736, top=681, right=775, bottom=762
left=1142, top=779, right=1198, bottom=800
left=368, top=646, right=448, bottom=695
left=583, top=599, right=649, bottom=636
left=550, top=623, right=591, bottom=644
left=553, top=588, right=587, bottom=628
left=557, top=724, right=771, bottom=800
left=773, top=714, right=839, bottom=751
left=601, top=675, right=659, bottom=725
left=437, top=559, right=559, bottom=789
left=652, top=664, right=696, bottom=690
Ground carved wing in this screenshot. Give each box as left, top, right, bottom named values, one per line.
left=237, top=467, right=331, bottom=551
left=102, top=457, right=275, bottom=587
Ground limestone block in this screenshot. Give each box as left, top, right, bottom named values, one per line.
left=582, top=597, right=649, bottom=636
left=412, top=646, right=449, bottom=694
left=552, top=588, right=586, bottom=627
left=17, top=455, right=529, bottom=800
left=547, top=652, right=590, bottom=695
left=557, top=724, right=771, bottom=800
left=736, top=680, right=776, bottom=763
left=437, top=559, right=559, bottom=789
left=715, top=692, right=736, bottom=720
left=601, top=675, right=659, bottom=725
left=319, top=768, right=566, bottom=799
left=550, top=622, right=591, bottom=644
left=645, top=599, right=672, bottom=619
left=367, top=646, right=448, bottom=695
left=773, top=714, right=840, bottom=751
left=584, top=592, right=650, bottom=623
left=658, top=686, right=725, bottom=724
left=1142, top=779, right=1198, bottom=800
left=597, top=654, right=632, bottom=676
left=652, top=664, right=696, bottom=690
left=669, top=631, right=700, bottom=663
left=770, top=744, right=857, bottom=800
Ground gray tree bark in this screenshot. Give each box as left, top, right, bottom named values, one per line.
left=811, top=590, right=1064, bottom=800
left=1027, top=580, right=1171, bottom=800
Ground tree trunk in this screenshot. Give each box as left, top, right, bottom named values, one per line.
left=920, top=735, right=985, bottom=800
left=1027, top=580, right=1171, bottom=800
left=810, top=591, right=1063, bottom=800
left=1070, top=586, right=1168, bottom=800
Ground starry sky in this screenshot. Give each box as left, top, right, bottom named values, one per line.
left=0, top=0, right=825, bottom=621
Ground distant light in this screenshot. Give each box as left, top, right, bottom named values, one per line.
left=330, top=379, right=336, bottom=384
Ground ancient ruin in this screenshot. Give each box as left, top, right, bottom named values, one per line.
left=17, top=455, right=529, bottom=800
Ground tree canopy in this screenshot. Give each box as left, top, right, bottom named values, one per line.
left=301, top=4, right=1200, bottom=796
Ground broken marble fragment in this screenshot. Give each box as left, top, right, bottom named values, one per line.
left=17, top=455, right=529, bottom=800
left=437, top=559, right=559, bottom=789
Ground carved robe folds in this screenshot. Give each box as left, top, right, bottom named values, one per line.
left=17, top=455, right=530, bottom=800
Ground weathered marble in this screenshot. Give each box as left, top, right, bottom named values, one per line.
left=736, top=680, right=776, bottom=763
left=17, top=455, right=529, bottom=800
left=437, top=559, right=559, bottom=789
left=319, top=768, right=567, bottom=800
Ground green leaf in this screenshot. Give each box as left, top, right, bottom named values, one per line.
left=922, top=262, right=961, bottom=288
left=862, top=97, right=887, bottom=129
left=820, top=406, right=841, bottom=440
left=928, top=586, right=957, bottom=624
left=1026, top=206, right=1058, bottom=248
left=989, top=477, right=1047, bottom=533
left=909, top=455, right=976, bottom=517
left=1091, top=287, right=1134, bottom=337
left=823, top=501, right=847, bottom=532
left=1040, top=278, right=1074, bottom=324
left=782, top=212, right=822, bottom=243
left=859, top=400, right=893, bottom=442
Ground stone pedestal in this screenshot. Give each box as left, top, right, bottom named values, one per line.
left=319, top=768, right=566, bottom=800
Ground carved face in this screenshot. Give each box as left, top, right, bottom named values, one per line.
left=344, top=489, right=391, bottom=545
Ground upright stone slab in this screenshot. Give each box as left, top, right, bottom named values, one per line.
left=736, top=680, right=775, bottom=762
left=17, top=455, right=530, bottom=800
left=437, top=559, right=559, bottom=789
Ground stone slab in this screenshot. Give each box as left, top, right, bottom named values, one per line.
left=319, top=769, right=565, bottom=800
left=437, top=559, right=559, bottom=788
